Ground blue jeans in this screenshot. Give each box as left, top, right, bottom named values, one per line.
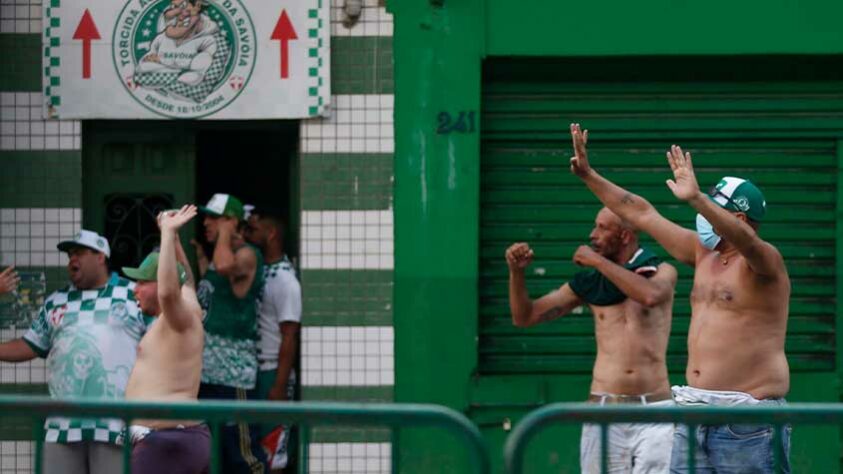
left=670, top=414, right=792, bottom=473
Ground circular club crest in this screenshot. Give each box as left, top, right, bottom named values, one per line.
left=112, top=0, right=256, bottom=118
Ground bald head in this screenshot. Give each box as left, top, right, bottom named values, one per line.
left=590, top=207, right=638, bottom=262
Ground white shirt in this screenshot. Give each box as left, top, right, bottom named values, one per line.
left=257, top=256, right=302, bottom=368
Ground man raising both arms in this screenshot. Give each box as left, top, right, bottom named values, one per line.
left=569, top=123, right=791, bottom=473
left=123, top=205, right=208, bottom=474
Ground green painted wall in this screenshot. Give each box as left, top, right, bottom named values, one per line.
left=390, top=0, right=843, bottom=472
left=391, top=0, right=484, bottom=471
left=485, top=0, right=843, bottom=56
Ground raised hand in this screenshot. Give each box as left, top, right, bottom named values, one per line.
left=665, top=145, right=701, bottom=202
left=158, top=205, right=198, bottom=232
left=0, top=267, right=19, bottom=295
left=569, top=123, right=591, bottom=178
left=505, top=243, right=534, bottom=271
left=573, top=245, right=602, bottom=268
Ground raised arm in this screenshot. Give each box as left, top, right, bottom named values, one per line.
left=227, top=246, right=258, bottom=299
left=506, top=243, right=582, bottom=328
left=211, top=217, right=239, bottom=276
left=158, top=206, right=203, bottom=332
left=190, top=239, right=209, bottom=277
left=665, top=145, right=786, bottom=277
left=573, top=246, right=677, bottom=308
left=174, top=235, right=195, bottom=289
left=569, top=123, right=698, bottom=266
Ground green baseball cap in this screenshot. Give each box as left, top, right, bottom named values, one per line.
left=199, top=193, right=245, bottom=220
left=122, top=252, right=188, bottom=285
left=708, top=176, right=767, bottom=222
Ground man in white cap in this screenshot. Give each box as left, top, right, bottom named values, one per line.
left=0, top=229, right=147, bottom=474
left=569, top=124, right=791, bottom=473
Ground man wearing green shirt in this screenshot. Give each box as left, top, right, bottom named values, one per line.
left=195, top=193, right=266, bottom=473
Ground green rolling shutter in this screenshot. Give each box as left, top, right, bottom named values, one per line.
left=479, top=65, right=841, bottom=375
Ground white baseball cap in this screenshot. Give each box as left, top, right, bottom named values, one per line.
left=57, top=229, right=111, bottom=258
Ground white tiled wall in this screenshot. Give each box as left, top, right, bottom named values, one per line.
left=0, top=0, right=40, bottom=34
left=0, top=208, right=80, bottom=267
left=0, top=329, right=46, bottom=384
left=330, top=0, right=392, bottom=37
left=0, top=93, right=81, bottom=151
left=301, top=210, right=393, bottom=270
left=301, top=326, right=393, bottom=387
left=309, top=442, right=391, bottom=473
left=301, top=95, right=394, bottom=154
left=0, top=442, right=33, bottom=474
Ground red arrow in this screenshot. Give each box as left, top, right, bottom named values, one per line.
left=271, top=10, right=298, bottom=79
left=73, top=9, right=101, bottom=79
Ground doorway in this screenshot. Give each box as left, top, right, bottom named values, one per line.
left=195, top=121, right=300, bottom=261
left=83, top=120, right=300, bottom=272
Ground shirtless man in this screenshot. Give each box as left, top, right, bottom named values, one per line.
left=507, top=206, right=678, bottom=471
left=123, top=205, right=208, bottom=474
left=569, top=123, right=791, bottom=473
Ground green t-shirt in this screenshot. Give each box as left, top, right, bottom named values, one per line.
left=569, top=247, right=662, bottom=306
left=197, top=244, right=264, bottom=389
left=23, top=273, right=146, bottom=444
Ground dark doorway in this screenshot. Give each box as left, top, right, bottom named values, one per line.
left=195, top=121, right=300, bottom=259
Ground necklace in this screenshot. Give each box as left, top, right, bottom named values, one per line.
left=718, top=250, right=737, bottom=266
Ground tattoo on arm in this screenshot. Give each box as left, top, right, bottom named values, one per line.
left=182, top=263, right=195, bottom=288
left=538, top=307, right=563, bottom=322
left=620, top=193, right=636, bottom=205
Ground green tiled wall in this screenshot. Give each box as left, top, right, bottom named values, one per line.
left=331, top=37, right=394, bottom=95
left=0, top=34, right=41, bottom=91
left=301, top=270, right=392, bottom=326
left=0, top=152, right=82, bottom=208
left=301, top=153, right=392, bottom=211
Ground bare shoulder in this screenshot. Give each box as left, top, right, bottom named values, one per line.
left=745, top=239, right=788, bottom=280
left=655, top=261, right=678, bottom=281
left=235, top=245, right=257, bottom=261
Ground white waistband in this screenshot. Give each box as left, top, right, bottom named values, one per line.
left=129, top=425, right=153, bottom=445
left=259, top=360, right=278, bottom=371
left=671, top=385, right=762, bottom=406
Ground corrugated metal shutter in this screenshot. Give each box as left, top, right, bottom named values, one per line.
left=479, top=65, right=838, bottom=375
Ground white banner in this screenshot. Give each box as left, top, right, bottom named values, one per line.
left=43, top=0, right=330, bottom=119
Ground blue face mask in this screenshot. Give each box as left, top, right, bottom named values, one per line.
left=695, top=214, right=721, bottom=250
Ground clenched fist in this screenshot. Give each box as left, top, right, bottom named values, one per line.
left=505, top=243, right=534, bottom=271
left=573, top=245, right=603, bottom=268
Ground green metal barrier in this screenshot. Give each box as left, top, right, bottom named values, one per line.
left=504, top=402, right=842, bottom=474
left=0, top=396, right=490, bottom=474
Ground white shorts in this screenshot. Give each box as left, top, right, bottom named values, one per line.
left=580, top=399, right=674, bottom=474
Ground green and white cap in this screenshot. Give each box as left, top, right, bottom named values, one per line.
left=199, top=193, right=245, bottom=220
left=708, top=176, right=767, bottom=222
left=122, top=252, right=188, bottom=285
left=57, top=229, right=111, bottom=257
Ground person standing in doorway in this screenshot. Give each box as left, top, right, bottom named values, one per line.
left=195, top=193, right=267, bottom=473
left=245, top=209, right=301, bottom=472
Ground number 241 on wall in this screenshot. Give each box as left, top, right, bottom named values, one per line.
left=437, top=111, right=476, bottom=134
